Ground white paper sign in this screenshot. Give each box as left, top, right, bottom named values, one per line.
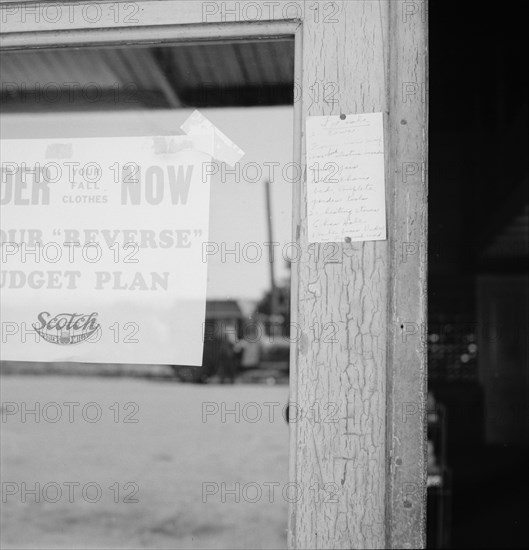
left=0, top=114, right=241, bottom=365
left=306, top=112, right=386, bottom=243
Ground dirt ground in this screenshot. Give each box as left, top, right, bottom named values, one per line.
left=0, top=376, right=290, bottom=549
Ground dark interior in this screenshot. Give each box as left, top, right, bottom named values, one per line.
left=428, top=3, right=528, bottom=548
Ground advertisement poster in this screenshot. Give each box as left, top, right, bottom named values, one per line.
left=0, top=113, right=242, bottom=365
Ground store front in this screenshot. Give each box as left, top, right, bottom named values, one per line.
left=0, top=2, right=428, bottom=549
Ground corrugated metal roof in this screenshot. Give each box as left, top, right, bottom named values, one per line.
left=0, top=39, right=295, bottom=111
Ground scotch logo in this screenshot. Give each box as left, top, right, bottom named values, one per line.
left=33, top=312, right=100, bottom=345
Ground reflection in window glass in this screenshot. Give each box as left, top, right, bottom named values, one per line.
left=1, top=40, right=294, bottom=549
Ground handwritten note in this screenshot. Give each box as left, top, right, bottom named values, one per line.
left=306, top=113, right=386, bottom=243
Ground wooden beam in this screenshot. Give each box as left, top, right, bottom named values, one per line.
left=0, top=20, right=300, bottom=50
left=386, top=1, right=429, bottom=548
left=289, top=1, right=427, bottom=548
left=291, top=1, right=388, bottom=546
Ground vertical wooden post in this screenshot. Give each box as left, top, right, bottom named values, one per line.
left=289, top=1, right=428, bottom=548
left=386, top=1, right=429, bottom=548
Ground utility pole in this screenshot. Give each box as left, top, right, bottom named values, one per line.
left=264, top=178, right=278, bottom=320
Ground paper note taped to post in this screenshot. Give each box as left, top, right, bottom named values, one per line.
left=306, top=112, right=386, bottom=243
left=0, top=111, right=244, bottom=365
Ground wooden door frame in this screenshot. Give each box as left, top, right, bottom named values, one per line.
left=0, top=2, right=428, bottom=548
